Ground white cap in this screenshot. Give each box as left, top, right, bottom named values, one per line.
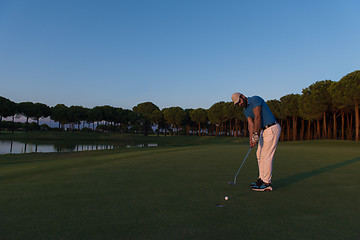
left=231, top=92, right=241, bottom=105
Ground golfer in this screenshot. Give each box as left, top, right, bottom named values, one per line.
left=231, top=92, right=281, bottom=191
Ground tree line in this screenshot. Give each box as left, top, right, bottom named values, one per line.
left=0, top=70, right=359, bottom=141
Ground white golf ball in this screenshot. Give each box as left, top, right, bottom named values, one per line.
left=225, top=196, right=229, bottom=200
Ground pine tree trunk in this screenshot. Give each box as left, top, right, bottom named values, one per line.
left=328, top=120, right=332, bottom=139
left=323, top=112, right=327, bottom=139
left=341, top=112, right=345, bottom=140
left=355, top=100, right=359, bottom=141
left=12, top=115, right=15, bottom=134
left=234, top=120, right=238, bottom=137
left=232, top=121, right=235, bottom=137
left=292, top=117, right=297, bottom=141
left=286, top=119, right=291, bottom=141
left=317, top=120, right=321, bottom=139
left=300, top=119, right=304, bottom=141
left=333, top=112, right=337, bottom=140
left=307, top=120, right=311, bottom=140
left=350, top=113, right=353, bottom=140
left=26, top=117, right=29, bottom=131
left=280, top=119, right=285, bottom=141
left=238, top=120, right=242, bottom=137
left=346, top=114, right=350, bottom=140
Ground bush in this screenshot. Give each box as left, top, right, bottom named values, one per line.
left=27, top=122, right=41, bottom=131
left=80, top=127, right=93, bottom=132
left=40, top=124, right=51, bottom=131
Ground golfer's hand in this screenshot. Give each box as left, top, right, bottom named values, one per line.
left=252, top=133, right=259, bottom=143
left=250, top=141, right=257, bottom=148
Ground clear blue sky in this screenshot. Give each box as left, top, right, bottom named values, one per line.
left=1, top=0, right=359, bottom=110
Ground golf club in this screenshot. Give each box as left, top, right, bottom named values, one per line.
left=229, top=147, right=252, bottom=185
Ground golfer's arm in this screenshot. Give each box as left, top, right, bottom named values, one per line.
left=253, top=106, right=261, bottom=134
left=247, top=117, right=254, bottom=139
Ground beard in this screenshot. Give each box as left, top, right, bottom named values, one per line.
left=241, top=96, right=248, bottom=108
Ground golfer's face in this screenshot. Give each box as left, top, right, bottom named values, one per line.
left=238, top=96, right=246, bottom=107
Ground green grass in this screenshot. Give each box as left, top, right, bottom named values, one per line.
left=0, top=138, right=359, bottom=240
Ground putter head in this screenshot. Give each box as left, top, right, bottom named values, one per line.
left=216, top=203, right=224, bottom=207
left=228, top=181, right=236, bottom=185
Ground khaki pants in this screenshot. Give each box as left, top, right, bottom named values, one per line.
left=256, top=123, right=281, bottom=183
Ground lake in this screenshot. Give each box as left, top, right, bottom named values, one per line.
left=0, top=140, right=158, bottom=155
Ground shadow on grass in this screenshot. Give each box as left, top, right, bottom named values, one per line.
left=274, top=157, right=360, bottom=189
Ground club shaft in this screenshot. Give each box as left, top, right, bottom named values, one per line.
left=233, top=147, right=252, bottom=184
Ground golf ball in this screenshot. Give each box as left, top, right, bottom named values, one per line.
left=225, top=196, right=229, bottom=200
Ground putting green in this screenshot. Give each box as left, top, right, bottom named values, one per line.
left=0, top=139, right=359, bottom=240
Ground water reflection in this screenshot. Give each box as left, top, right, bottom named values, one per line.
left=0, top=140, right=158, bottom=155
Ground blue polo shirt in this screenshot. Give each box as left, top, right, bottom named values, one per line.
left=244, top=96, right=276, bottom=129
